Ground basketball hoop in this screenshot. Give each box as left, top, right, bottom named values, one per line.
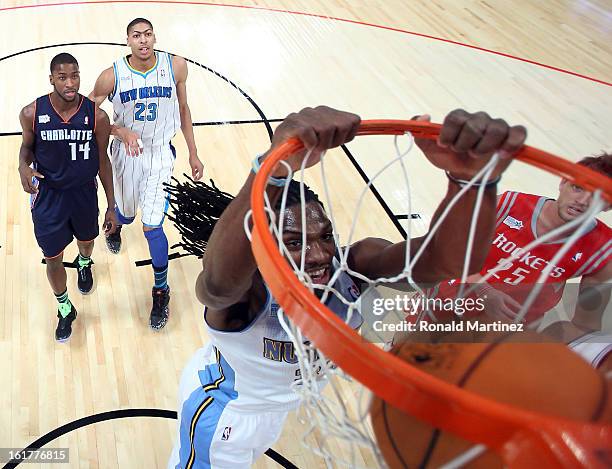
left=249, top=120, right=612, bottom=468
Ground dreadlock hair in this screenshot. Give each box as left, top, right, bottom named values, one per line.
left=50, top=53, right=78, bottom=73
left=274, top=179, right=323, bottom=211
left=577, top=152, right=612, bottom=179
left=165, top=176, right=323, bottom=258
left=164, top=175, right=234, bottom=258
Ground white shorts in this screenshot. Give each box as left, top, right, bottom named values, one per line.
left=111, top=139, right=175, bottom=227
left=168, top=344, right=288, bottom=469
left=569, top=332, right=612, bottom=369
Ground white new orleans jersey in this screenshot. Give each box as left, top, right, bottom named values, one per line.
left=110, top=51, right=180, bottom=149
left=204, top=268, right=364, bottom=413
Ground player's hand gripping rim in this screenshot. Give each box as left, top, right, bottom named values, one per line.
left=414, top=110, right=527, bottom=180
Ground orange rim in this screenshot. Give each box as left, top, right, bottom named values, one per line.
left=250, top=120, right=612, bottom=468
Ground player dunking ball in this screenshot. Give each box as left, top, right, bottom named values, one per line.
left=18, top=53, right=117, bottom=342
left=167, top=106, right=527, bottom=468
left=89, top=18, right=204, bottom=330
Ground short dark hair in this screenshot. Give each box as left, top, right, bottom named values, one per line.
left=127, top=17, right=153, bottom=34
left=577, top=152, right=612, bottom=179
left=50, top=53, right=78, bottom=74
left=274, top=179, right=323, bottom=211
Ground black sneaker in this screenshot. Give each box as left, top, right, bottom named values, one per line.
left=106, top=225, right=122, bottom=254
left=75, top=255, right=94, bottom=294
left=55, top=304, right=78, bottom=342
left=150, top=286, right=170, bottom=330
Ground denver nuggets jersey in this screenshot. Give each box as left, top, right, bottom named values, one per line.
left=33, top=94, right=98, bottom=189
left=203, top=268, right=363, bottom=412
left=110, top=52, right=180, bottom=148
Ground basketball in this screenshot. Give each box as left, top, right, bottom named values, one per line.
left=370, top=330, right=612, bottom=468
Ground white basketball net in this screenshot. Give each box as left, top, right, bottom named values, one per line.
left=245, top=133, right=606, bottom=468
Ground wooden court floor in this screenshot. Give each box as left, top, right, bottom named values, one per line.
left=0, top=1, right=611, bottom=467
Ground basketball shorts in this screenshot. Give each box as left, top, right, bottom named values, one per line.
left=31, top=180, right=99, bottom=258
left=569, top=332, right=612, bottom=369
left=168, top=344, right=288, bottom=469
left=111, top=139, right=176, bottom=227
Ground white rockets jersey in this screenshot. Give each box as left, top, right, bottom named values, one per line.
left=110, top=51, right=180, bottom=148
left=204, top=267, right=364, bottom=413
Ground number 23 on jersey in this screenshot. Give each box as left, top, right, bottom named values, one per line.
left=134, top=102, right=157, bottom=121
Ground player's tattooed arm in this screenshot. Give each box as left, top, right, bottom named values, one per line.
left=173, top=56, right=203, bottom=180
left=17, top=102, right=44, bottom=194
left=89, top=67, right=142, bottom=156
left=94, top=108, right=118, bottom=235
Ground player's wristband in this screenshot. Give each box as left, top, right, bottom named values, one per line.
left=446, top=171, right=500, bottom=189
left=252, top=154, right=289, bottom=187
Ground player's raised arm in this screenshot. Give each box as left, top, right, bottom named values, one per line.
left=17, top=102, right=44, bottom=194
left=89, top=67, right=142, bottom=156
left=94, top=107, right=118, bottom=235
left=348, top=110, right=526, bottom=284
left=173, top=56, right=203, bottom=180
left=195, top=107, right=361, bottom=314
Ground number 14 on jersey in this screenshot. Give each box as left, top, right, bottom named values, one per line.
left=69, top=141, right=90, bottom=160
